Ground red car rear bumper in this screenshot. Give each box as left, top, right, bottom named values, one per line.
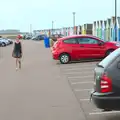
left=51, top=49, right=59, bottom=60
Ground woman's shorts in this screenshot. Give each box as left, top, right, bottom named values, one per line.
left=13, top=52, right=22, bottom=58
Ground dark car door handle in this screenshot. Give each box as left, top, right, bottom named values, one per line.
left=80, top=46, right=84, bottom=47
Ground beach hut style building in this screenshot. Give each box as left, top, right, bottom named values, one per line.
left=86, top=24, right=93, bottom=35
left=99, top=20, right=103, bottom=39
left=117, top=17, right=120, bottom=41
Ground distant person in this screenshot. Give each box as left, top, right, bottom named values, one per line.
left=12, top=37, right=22, bottom=70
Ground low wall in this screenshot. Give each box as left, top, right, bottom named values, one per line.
left=0, top=34, right=17, bottom=39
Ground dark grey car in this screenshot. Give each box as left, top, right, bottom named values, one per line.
left=91, top=48, right=120, bottom=111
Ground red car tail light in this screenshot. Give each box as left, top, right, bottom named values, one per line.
left=53, top=41, right=61, bottom=50
left=100, top=73, right=112, bottom=93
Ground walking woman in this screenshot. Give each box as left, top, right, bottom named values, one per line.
left=12, top=37, right=22, bottom=70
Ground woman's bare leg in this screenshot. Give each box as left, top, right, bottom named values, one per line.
left=18, top=58, right=21, bottom=69
left=16, top=58, right=18, bottom=70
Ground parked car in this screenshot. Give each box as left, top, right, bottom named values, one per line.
left=7, top=39, right=13, bottom=44
left=23, top=34, right=32, bottom=40
left=32, top=34, right=46, bottom=41
left=90, top=48, right=120, bottom=111
left=0, top=38, right=8, bottom=46
left=1, top=38, right=10, bottom=45
left=26, top=35, right=32, bottom=40
left=31, top=36, right=36, bottom=40
left=51, top=35, right=120, bottom=64
left=3, top=38, right=13, bottom=44
left=0, top=41, right=2, bottom=46
left=50, top=34, right=64, bottom=42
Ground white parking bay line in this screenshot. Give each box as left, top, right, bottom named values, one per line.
left=68, top=75, right=93, bottom=79
left=61, top=65, right=96, bottom=69
left=89, top=110, right=120, bottom=115
left=80, top=99, right=89, bottom=101
left=74, top=89, right=92, bottom=92
left=71, top=81, right=93, bottom=85
left=63, top=68, right=94, bottom=71
left=64, top=72, right=93, bottom=75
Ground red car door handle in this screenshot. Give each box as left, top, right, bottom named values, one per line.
left=80, top=46, right=84, bottom=47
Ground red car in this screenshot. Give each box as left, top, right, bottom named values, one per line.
left=51, top=35, right=120, bottom=64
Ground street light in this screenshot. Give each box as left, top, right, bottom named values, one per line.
left=30, top=24, right=32, bottom=35
left=73, top=12, right=76, bottom=34
left=115, top=0, right=117, bottom=41
left=52, top=21, right=54, bottom=35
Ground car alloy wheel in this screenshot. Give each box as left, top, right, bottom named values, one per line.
left=60, top=54, right=70, bottom=64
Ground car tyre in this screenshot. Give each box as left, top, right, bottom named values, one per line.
left=59, top=53, right=70, bottom=64
left=105, top=49, right=114, bottom=57
left=1, top=42, right=6, bottom=47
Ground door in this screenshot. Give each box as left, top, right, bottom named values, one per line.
left=63, top=38, right=80, bottom=59
left=77, top=37, right=106, bottom=58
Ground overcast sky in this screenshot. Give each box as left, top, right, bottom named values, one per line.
left=0, top=0, right=120, bottom=32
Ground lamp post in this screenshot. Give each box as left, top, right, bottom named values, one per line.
left=30, top=24, right=32, bottom=35
left=52, top=21, right=54, bottom=35
left=73, top=12, right=76, bottom=34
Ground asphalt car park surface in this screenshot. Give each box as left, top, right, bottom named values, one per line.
left=0, top=40, right=86, bottom=120
left=58, top=61, right=120, bottom=120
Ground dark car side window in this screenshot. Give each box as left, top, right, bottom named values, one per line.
left=98, top=48, right=120, bottom=68
left=77, top=38, right=99, bottom=44
left=63, top=38, right=78, bottom=44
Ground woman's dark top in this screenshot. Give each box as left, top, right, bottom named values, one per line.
left=14, top=42, right=22, bottom=53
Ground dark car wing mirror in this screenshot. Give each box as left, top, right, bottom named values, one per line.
left=98, top=41, right=104, bottom=46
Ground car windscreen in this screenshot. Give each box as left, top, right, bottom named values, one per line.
left=98, top=48, right=120, bottom=68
